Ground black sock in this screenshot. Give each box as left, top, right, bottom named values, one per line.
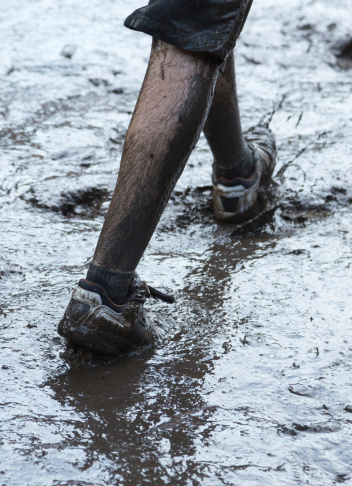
left=84, top=263, right=135, bottom=305
left=214, top=144, right=255, bottom=181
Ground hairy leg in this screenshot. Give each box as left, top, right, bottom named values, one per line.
left=93, top=40, right=220, bottom=275
left=203, top=52, right=254, bottom=179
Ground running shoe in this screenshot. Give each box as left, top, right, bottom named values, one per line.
left=58, top=273, right=174, bottom=355
left=212, top=126, right=276, bottom=223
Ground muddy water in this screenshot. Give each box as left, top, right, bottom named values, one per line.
left=1, top=0, right=352, bottom=484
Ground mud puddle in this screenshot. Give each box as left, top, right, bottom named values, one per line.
left=1, top=0, right=352, bottom=484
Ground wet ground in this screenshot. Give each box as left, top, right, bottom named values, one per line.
left=1, top=0, right=352, bottom=484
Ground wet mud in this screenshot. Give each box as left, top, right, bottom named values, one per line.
left=1, top=0, right=352, bottom=485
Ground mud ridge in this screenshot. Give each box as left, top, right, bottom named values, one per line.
left=23, top=186, right=109, bottom=217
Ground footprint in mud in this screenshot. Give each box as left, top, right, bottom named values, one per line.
left=24, top=186, right=109, bottom=218
left=57, top=187, right=110, bottom=217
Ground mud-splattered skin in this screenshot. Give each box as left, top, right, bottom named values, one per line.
left=1, top=0, right=352, bottom=485
left=93, top=40, right=220, bottom=271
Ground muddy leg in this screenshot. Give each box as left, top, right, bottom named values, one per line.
left=203, top=51, right=254, bottom=180
left=90, top=40, right=220, bottom=302
left=208, top=46, right=277, bottom=224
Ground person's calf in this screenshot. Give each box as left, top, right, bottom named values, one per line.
left=93, top=40, right=220, bottom=274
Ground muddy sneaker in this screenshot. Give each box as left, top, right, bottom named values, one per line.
left=57, top=274, right=174, bottom=355
left=212, top=126, right=276, bottom=223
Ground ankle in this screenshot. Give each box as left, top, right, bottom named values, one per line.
left=214, top=144, right=255, bottom=181
left=85, top=263, right=135, bottom=305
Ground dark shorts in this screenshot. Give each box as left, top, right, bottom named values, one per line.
left=124, top=0, right=253, bottom=64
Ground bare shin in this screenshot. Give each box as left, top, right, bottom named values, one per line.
left=93, top=40, right=220, bottom=271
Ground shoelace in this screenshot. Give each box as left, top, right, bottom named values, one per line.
left=141, top=282, right=175, bottom=304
